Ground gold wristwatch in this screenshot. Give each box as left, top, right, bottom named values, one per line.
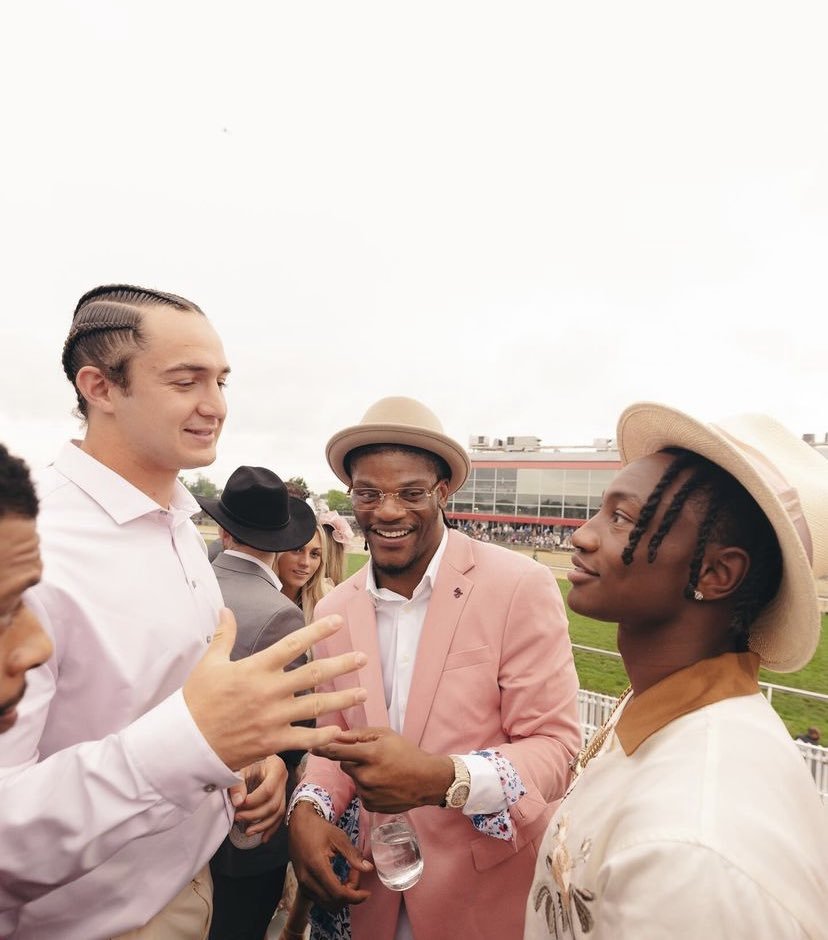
left=442, top=755, right=471, bottom=809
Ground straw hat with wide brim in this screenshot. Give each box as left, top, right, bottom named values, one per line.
left=617, top=402, right=828, bottom=673
left=326, top=396, right=471, bottom=495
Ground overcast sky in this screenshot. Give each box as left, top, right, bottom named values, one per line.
left=2, top=1, right=826, bottom=495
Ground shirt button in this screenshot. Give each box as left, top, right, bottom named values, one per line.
left=203, top=783, right=217, bottom=793
left=205, top=634, right=212, bottom=644
left=191, top=580, right=197, bottom=588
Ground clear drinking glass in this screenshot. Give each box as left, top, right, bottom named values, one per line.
left=369, top=813, right=424, bottom=891
left=228, top=763, right=264, bottom=850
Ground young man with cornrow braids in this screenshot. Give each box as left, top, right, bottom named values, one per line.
left=524, top=402, right=828, bottom=940
left=0, top=285, right=366, bottom=940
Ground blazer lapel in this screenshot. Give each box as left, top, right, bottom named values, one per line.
left=402, top=530, right=475, bottom=745
left=345, top=584, right=390, bottom=728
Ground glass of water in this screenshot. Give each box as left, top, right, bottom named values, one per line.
left=369, top=813, right=423, bottom=891
left=228, top=763, right=264, bottom=850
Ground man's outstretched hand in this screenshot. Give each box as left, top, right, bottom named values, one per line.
left=185, top=609, right=367, bottom=770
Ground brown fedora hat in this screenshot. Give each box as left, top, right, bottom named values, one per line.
left=326, top=396, right=471, bottom=495
left=197, top=466, right=316, bottom=552
left=618, top=402, right=828, bottom=673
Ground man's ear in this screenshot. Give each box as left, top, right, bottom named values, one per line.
left=437, top=479, right=450, bottom=509
left=697, top=545, right=750, bottom=601
left=74, top=365, right=117, bottom=415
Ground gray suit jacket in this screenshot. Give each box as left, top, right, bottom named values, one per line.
left=210, top=551, right=306, bottom=877
left=213, top=551, right=305, bottom=661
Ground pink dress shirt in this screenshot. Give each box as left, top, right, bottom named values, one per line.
left=0, top=442, right=239, bottom=938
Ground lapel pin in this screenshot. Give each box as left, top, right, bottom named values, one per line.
left=453, top=587, right=463, bottom=598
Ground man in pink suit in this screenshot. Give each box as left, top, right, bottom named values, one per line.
left=288, top=396, right=581, bottom=940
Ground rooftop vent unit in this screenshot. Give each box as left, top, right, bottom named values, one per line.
left=505, top=435, right=541, bottom=452
left=469, top=435, right=490, bottom=449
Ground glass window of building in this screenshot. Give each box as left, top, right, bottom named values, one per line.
left=516, top=468, right=542, bottom=492
left=563, top=470, right=590, bottom=497
left=539, top=469, right=565, bottom=495
left=452, top=492, right=475, bottom=513
left=494, top=468, right=517, bottom=514
left=563, top=494, right=588, bottom=519
left=516, top=497, right=540, bottom=516
left=540, top=496, right=563, bottom=516
left=473, top=467, right=496, bottom=512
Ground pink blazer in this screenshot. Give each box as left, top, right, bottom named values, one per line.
left=304, top=528, right=581, bottom=940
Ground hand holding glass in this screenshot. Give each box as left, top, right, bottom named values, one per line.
left=228, top=764, right=264, bottom=849
left=369, top=814, right=423, bottom=891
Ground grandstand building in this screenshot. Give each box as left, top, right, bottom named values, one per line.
left=447, top=430, right=828, bottom=536
left=446, top=434, right=621, bottom=534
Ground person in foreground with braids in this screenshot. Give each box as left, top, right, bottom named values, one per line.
left=0, top=285, right=366, bottom=940
left=524, top=402, right=828, bottom=940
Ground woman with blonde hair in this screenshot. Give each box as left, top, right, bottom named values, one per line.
left=274, top=523, right=330, bottom=624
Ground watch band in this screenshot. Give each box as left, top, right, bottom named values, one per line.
left=443, top=755, right=471, bottom=809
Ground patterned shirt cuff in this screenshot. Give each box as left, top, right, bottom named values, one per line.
left=469, top=748, right=526, bottom=842
left=287, top=783, right=335, bottom=825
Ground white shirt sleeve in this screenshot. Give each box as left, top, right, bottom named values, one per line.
left=459, top=752, right=508, bottom=815
left=0, top=644, right=238, bottom=915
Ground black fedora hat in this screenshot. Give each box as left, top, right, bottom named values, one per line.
left=197, top=466, right=317, bottom=552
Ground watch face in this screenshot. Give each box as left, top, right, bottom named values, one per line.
left=449, top=784, right=471, bottom=807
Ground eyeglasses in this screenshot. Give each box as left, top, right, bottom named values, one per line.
left=349, top=486, right=441, bottom=510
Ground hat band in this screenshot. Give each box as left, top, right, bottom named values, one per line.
left=714, top=425, right=814, bottom=564
left=216, top=499, right=290, bottom=532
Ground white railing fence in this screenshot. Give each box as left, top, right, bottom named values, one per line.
left=576, top=688, right=828, bottom=802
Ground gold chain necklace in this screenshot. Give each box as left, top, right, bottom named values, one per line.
left=570, top=686, right=632, bottom=776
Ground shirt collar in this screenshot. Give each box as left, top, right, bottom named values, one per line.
left=616, top=651, right=761, bottom=756
left=53, top=440, right=200, bottom=524
left=222, top=549, right=282, bottom=588
left=365, top=526, right=449, bottom=602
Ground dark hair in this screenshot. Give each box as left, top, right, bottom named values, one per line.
left=62, top=284, right=204, bottom=419
left=622, top=447, right=783, bottom=650
left=0, top=444, right=38, bottom=519
left=285, top=480, right=310, bottom=500
left=344, top=443, right=452, bottom=484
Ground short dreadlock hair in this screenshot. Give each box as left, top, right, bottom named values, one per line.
left=344, top=443, right=451, bottom=485
left=621, top=447, right=783, bottom=651
left=0, top=444, right=38, bottom=520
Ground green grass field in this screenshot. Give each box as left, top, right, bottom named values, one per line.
left=345, top=552, right=827, bottom=737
